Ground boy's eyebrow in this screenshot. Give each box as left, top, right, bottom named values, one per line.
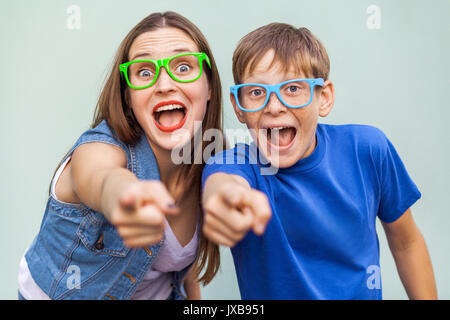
left=243, top=72, right=304, bottom=84
left=129, top=48, right=195, bottom=61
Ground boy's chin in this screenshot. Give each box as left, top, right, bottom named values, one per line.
left=257, top=145, right=301, bottom=169
left=267, top=155, right=300, bottom=169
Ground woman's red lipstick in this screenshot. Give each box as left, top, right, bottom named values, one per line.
left=152, top=100, right=187, bottom=132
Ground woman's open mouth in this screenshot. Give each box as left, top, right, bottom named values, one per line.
left=263, top=126, right=297, bottom=151
left=152, top=100, right=187, bottom=132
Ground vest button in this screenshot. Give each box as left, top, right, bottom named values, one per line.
left=95, top=240, right=104, bottom=250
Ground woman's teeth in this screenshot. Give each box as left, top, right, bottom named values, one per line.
left=153, top=104, right=187, bottom=131
left=154, top=104, right=185, bottom=113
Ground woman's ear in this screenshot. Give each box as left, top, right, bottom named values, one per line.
left=230, top=93, right=246, bottom=123
left=318, top=80, right=335, bottom=117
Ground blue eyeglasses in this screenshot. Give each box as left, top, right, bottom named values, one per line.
left=230, top=78, right=324, bottom=112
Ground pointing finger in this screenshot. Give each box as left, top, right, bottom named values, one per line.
left=142, top=181, right=179, bottom=215
left=240, top=191, right=272, bottom=235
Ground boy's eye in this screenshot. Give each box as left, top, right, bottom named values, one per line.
left=285, top=85, right=304, bottom=95
left=250, top=88, right=265, bottom=97
left=287, top=85, right=299, bottom=92
left=282, top=81, right=309, bottom=96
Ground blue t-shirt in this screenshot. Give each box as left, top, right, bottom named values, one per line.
left=202, top=123, right=421, bottom=299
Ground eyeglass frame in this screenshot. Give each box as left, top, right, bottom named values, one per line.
left=119, top=52, right=211, bottom=90
left=230, top=78, right=324, bottom=112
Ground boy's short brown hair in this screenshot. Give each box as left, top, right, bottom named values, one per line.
left=232, top=23, right=330, bottom=84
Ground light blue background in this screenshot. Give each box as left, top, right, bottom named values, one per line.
left=1, top=0, right=449, bottom=299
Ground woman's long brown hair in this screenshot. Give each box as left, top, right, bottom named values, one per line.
left=53, top=12, right=223, bottom=286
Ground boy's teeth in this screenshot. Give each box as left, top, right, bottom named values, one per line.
left=266, top=126, right=296, bottom=147
left=155, top=104, right=184, bottom=113
left=267, top=127, right=287, bottom=133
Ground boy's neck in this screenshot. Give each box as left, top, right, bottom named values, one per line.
left=300, top=131, right=318, bottom=161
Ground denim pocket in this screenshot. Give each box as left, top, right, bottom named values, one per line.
left=77, top=211, right=129, bottom=257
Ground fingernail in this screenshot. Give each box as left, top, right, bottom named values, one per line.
left=255, top=223, right=265, bottom=235
left=122, top=203, right=134, bottom=212
left=168, top=203, right=178, bottom=209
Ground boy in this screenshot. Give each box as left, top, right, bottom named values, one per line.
left=201, top=23, right=437, bottom=299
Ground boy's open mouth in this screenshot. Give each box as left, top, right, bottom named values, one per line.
left=152, top=100, right=187, bottom=132
left=264, top=126, right=297, bottom=149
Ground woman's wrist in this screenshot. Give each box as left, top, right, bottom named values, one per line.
left=100, top=168, right=137, bottom=221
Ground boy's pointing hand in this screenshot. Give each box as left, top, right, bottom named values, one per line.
left=203, top=178, right=272, bottom=247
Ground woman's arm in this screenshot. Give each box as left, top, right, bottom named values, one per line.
left=70, top=142, right=131, bottom=218
left=70, top=142, right=178, bottom=248
left=381, top=209, right=437, bottom=299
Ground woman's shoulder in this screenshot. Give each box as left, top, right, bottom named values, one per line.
left=74, top=120, right=128, bottom=151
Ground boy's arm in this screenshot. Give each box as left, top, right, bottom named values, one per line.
left=202, top=172, right=272, bottom=247
left=381, top=208, right=437, bottom=299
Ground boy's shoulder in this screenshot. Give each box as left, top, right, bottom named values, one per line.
left=320, top=123, right=388, bottom=150
left=206, top=143, right=257, bottom=165
left=320, top=122, right=385, bottom=138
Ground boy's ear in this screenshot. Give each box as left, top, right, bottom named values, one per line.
left=230, top=93, right=246, bottom=123
left=318, top=80, right=335, bottom=117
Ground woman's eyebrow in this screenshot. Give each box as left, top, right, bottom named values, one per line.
left=130, top=52, right=151, bottom=61
left=129, top=48, right=195, bottom=61
left=172, top=47, right=194, bottom=54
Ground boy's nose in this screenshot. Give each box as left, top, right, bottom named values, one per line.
left=154, top=67, right=177, bottom=94
left=264, top=92, right=287, bottom=115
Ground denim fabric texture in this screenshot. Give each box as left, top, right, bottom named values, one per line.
left=24, top=121, right=190, bottom=300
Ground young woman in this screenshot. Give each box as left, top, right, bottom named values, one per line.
left=18, top=11, right=223, bottom=300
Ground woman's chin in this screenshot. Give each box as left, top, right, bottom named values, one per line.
left=156, top=133, right=192, bottom=151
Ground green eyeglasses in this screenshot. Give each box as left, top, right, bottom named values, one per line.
left=119, top=52, right=211, bottom=89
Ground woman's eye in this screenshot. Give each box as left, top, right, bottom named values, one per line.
left=177, top=64, right=190, bottom=72
left=138, top=69, right=153, bottom=77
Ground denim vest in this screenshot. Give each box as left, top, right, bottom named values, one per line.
left=25, top=120, right=191, bottom=300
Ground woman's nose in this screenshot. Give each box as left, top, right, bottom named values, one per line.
left=154, top=67, right=177, bottom=94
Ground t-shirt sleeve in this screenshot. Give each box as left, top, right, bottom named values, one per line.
left=202, top=144, right=257, bottom=192
left=377, top=134, right=421, bottom=223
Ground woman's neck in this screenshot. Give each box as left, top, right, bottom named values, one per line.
left=147, top=137, right=184, bottom=197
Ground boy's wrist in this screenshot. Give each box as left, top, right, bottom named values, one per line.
left=203, top=173, right=249, bottom=204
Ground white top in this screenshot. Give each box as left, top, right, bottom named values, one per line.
left=131, top=219, right=199, bottom=300
left=18, top=156, right=199, bottom=300
left=18, top=253, right=50, bottom=300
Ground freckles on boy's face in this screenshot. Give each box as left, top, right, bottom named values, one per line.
left=234, top=51, right=322, bottom=168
